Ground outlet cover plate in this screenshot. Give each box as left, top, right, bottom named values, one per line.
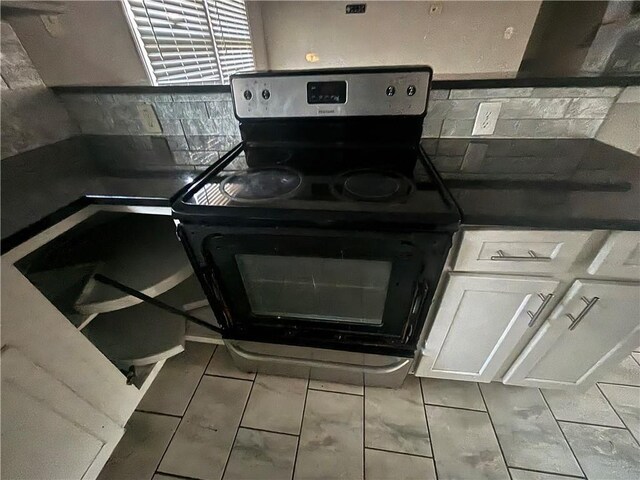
left=472, top=102, right=501, bottom=136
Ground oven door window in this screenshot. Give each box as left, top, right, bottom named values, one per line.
left=236, top=254, right=391, bottom=325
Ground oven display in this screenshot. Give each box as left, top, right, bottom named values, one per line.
left=307, top=81, right=347, bottom=104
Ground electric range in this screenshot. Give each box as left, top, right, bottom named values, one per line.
left=173, top=67, right=461, bottom=387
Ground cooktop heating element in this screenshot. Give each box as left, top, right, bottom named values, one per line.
left=219, top=167, right=302, bottom=203
left=335, top=170, right=413, bottom=202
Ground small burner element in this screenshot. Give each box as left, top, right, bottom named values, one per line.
left=220, top=167, right=302, bottom=203
left=334, top=170, right=413, bottom=202
left=344, top=172, right=401, bottom=199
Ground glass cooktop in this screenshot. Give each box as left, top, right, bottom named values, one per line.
left=180, top=144, right=460, bottom=228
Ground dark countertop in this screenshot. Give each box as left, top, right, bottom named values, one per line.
left=1, top=135, right=198, bottom=252
left=422, top=138, right=640, bottom=231
left=2, top=135, right=639, bottom=253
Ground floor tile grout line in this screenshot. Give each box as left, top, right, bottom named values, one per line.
left=419, top=379, right=439, bottom=480
left=154, top=471, right=204, bottom=480
left=539, top=389, right=588, bottom=479
left=362, top=377, right=366, bottom=480
left=220, top=375, right=256, bottom=480
left=595, top=382, right=640, bottom=448
left=291, top=381, right=310, bottom=480
left=423, top=402, right=487, bottom=414
left=134, top=409, right=183, bottom=419
left=364, top=446, right=434, bottom=460
left=307, top=386, right=363, bottom=397
left=594, top=380, right=640, bottom=388
left=507, top=466, right=586, bottom=479
left=555, top=418, right=630, bottom=431
left=154, top=354, right=214, bottom=479
left=477, top=384, right=513, bottom=480
left=239, top=425, right=301, bottom=438
left=630, top=353, right=640, bottom=368
left=202, top=372, right=254, bottom=382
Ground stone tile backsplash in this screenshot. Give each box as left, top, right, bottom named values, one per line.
left=423, top=86, right=625, bottom=139
left=55, top=84, right=635, bottom=166
left=1, top=21, right=78, bottom=159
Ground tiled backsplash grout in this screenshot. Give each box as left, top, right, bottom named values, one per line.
left=56, top=85, right=637, bottom=166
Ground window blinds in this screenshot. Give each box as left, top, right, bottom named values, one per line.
left=124, top=0, right=255, bottom=85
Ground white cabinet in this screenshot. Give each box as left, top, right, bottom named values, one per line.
left=454, top=229, right=592, bottom=274
left=503, top=279, right=640, bottom=389
left=589, top=231, right=640, bottom=280
left=416, top=273, right=559, bottom=382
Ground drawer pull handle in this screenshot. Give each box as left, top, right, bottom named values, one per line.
left=490, top=250, right=552, bottom=262
left=526, top=293, right=554, bottom=327
left=567, top=296, right=599, bottom=331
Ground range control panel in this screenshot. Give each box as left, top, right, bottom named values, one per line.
left=231, top=68, right=432, bottom=119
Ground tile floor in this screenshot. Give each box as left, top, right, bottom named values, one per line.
left=99, top=343, right=640, bottom=480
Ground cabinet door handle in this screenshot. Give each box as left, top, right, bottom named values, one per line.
left=566, top=296, right=599, bottom=331
left=490, top=250, right=552, bottom=262
left=526, top=293, right=554, bottom=327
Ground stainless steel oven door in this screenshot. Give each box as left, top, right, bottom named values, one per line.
left=197, top=227, right=437, bottom=351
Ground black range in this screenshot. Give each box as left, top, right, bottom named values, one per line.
left=173, top=67, right=460, bottom=360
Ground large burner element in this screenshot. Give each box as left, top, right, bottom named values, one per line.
left=220, top=167, right=302, bottom=203
left=334, top=170, right=413, bottom=202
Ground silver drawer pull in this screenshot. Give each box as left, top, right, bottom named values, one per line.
left=526, top=293, right=554, bottom=327
left=567, top=296, right=599, bottom=331
left=490, top=250, right=552, bottom=262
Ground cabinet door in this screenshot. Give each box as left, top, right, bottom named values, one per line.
left=1, top=346, right=124, bottom=480
left=588, top=231, right=640, bottom=280
left=503, top=279, right=640, bottom=389
left=416, top=273, right=559, bottom=382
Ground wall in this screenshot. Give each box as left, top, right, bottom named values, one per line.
left=1, top=21, right=78, bottom=159
left=596, top=86, right=640, bottom=155
left=8, top=1, right=149, bottom=86
left=254, top=1, right=541, bottom=78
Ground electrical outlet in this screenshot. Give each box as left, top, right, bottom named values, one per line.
left=472, top=102, right=501, bottom=136
left=136, top=104, right=162, bottom=134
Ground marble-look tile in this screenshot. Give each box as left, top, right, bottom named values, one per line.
left=565, top=98, right=615, bottom=118
left=480, top=383, right=582, bottom=476
left=499, top=98, right=571, bottom=119
left=618, top=86, right=640, bottom=104
left=206, top=346, right=256, bottom=380
left=172, top=150, right=219, bottom=166
left=182, top=118, right=223, bottom=135
left=560, top=422, right=640, bottom=479
left=427, top=405, right=509, bottom=480
left=98, top=412, right=179, bottom=480
left=223, top=428, right=297, bottom=480
left=597, top=356, right=640, bottom=386
left=241, top=374, right=307, bottom=435
left=421, top=378, right=486, bottom=411
left=509, top=468, right=578, bottom=480
left=441, top=119, right=474, bottom=137
left=153, top=474, right=181, bottom=480
left=308, top=379, right=363, bottom=395
left=599, top=383, right=640, bottom=443
left=532, top=87, right=621, bottom=98
left=365, top=375, right=431, bottom=456
left=632, top=352, right=640, bottom=364
left=294, top=390, right=363, bottom=480
left=159, top=376, right=251, bottom=480
left=154, top=102, right=208, bottom=120
left=541, top=385, right=624, bottom=427
left=450, top=88, right=534, bottom=99
left=365, top=448, right=436, bottom=480
left=138, top=342, right=215, bottom=416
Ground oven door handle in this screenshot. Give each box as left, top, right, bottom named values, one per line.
left=225, top=342, right=411, bottom=374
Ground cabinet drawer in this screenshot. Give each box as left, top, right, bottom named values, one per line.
left=454, top=229, right=592, bottom=274
left=588, top=231, right=640, bottom=280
